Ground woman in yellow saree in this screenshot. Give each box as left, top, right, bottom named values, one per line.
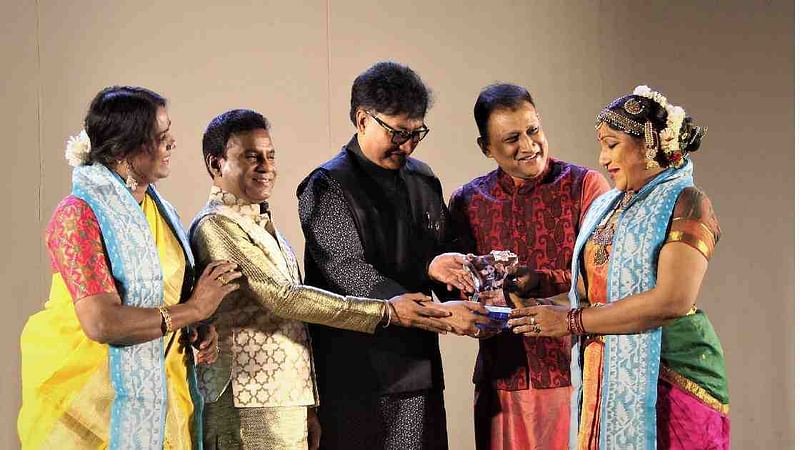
left=18, top=86, right=241, bottom=449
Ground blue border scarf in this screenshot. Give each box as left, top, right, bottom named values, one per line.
left=568, top=160, right=694, bottom=450
left=72, top=164, right=203, bottom=450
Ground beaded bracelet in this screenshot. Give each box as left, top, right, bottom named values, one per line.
left=158, top=305, right=174, bottom=335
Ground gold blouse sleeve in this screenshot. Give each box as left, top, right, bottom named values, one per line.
left=664, top=187, right=721, bottom=260
left=192, top=214, right=385, bottom=333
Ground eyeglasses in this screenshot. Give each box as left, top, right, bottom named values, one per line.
left=367, top=111, right=430, bottom=145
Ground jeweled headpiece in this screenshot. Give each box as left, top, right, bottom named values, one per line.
left=596, top=85, right=694, bottom=169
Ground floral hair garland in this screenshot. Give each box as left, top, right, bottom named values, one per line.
left=65, top=129, right=91, bottom=167
left=632, top=85, right=686, bottom=168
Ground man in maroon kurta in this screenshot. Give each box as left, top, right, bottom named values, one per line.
left=448, top=84, right=609, bottom=450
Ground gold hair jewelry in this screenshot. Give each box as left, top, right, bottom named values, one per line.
left=644, top=121, right=659, bottom=170
left=596, top=109, right=645, bottom=136
left=632, top=85, right=688, bottom=168
left=644, top=121, right=655, bottom=149
left=624, top=98, right=645, bottom=115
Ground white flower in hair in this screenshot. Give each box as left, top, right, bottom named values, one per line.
left=633, top=85, right=667, bottom=108
left=662, top=104, right=685, bottom=154
left=632, top=84, right=687, bottom=167
left=633, top=85, right=652, bottom=97
left=65, top=129, right=91, bottom=167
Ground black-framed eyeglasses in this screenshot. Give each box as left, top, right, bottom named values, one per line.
left=367, top=111, right=430, bottom=145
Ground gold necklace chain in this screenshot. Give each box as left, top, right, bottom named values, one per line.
left=589, top=192, right=634, bottom=265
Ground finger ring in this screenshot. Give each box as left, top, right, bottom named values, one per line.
left=214, top=343, right=220, bottom=354
left=532, top=324, right=542, bottom=334
left=529, top=316, right=536, bottom=325
left=217, top=275, right=228, bottom=285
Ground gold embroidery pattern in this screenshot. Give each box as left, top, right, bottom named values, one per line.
left=230, top=303, right=315, bottom=406
left=659, top=365, right=729, bottom=415
left=196, top=187, right=316, bottom=408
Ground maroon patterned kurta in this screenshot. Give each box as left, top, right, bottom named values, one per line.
left=449, top=158, right=609, bottom=449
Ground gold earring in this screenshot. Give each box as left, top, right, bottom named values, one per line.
left=645, top=148, right=659, bottom=170
left=123, top=161, right=138, bottom=191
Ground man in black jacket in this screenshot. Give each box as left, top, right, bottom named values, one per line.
left=297, top=61, right=488, bottom=450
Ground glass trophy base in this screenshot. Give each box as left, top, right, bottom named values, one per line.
left=479, top=305, right=512, bottom=329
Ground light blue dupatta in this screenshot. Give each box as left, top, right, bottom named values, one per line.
left=71, top=163, right=203, bottom=450
left=568, top=160, right=694, bottom=450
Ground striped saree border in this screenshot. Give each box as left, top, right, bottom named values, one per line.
left=665, top=231, right=711, bottom=260
left=659, top=365, right=729, bottom=415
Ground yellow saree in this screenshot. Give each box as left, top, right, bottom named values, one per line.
left=19, top=194, right=196, bottom=449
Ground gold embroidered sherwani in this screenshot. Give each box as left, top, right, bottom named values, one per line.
left=190, top=187, right=385, bottom=449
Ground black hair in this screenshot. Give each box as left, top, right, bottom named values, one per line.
left=84, top=86, right=166, bottom=166
left=598, top=92, right=706, bottom=167
left=473, top=83, right=536, bottom=140
left=349, top=61, right=431, bottom=125
left=202, top=109, right=270, bottom=177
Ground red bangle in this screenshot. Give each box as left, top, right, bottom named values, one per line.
left=576, top=307, right=586, bottom=335
left=567, top=308, right=576, bottom=335
left=567, top=307, right=585, bottom=335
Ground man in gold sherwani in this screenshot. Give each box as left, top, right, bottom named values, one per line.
left=189, top=109, right=458, bottom=450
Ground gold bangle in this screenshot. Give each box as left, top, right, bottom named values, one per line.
left=382, top=301, right=393, bottom=328
left=158, top=305, right=174, bottom=335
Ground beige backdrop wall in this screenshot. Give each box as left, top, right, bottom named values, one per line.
left=2, top=0, right=793, bottom=448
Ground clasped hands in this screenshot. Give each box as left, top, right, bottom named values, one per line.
left=394, top=252, right=498, bottom=338
left=426, top=253, right=570, bottom=338
left=385, top=252, right=510, bottom=337
left=387, top=292, right=495, bottom=337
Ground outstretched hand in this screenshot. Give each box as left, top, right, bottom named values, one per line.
left=388, top=293, right=453, bottom=334
left=428, top=253, right=476, bottom=293
left=436, top=301, right=499, bottom=337
left=508, top=305, right=570, bottom=337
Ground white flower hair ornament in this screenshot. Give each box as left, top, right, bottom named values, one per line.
left=65, top=129, right=91, bottom=167
left=632, top=85, right=686, bottom=168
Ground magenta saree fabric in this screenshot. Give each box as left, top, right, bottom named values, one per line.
left=656, top=380, right=730, bottom=449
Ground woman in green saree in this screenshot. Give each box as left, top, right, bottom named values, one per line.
left=508, top=85, right=729, bottom=449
